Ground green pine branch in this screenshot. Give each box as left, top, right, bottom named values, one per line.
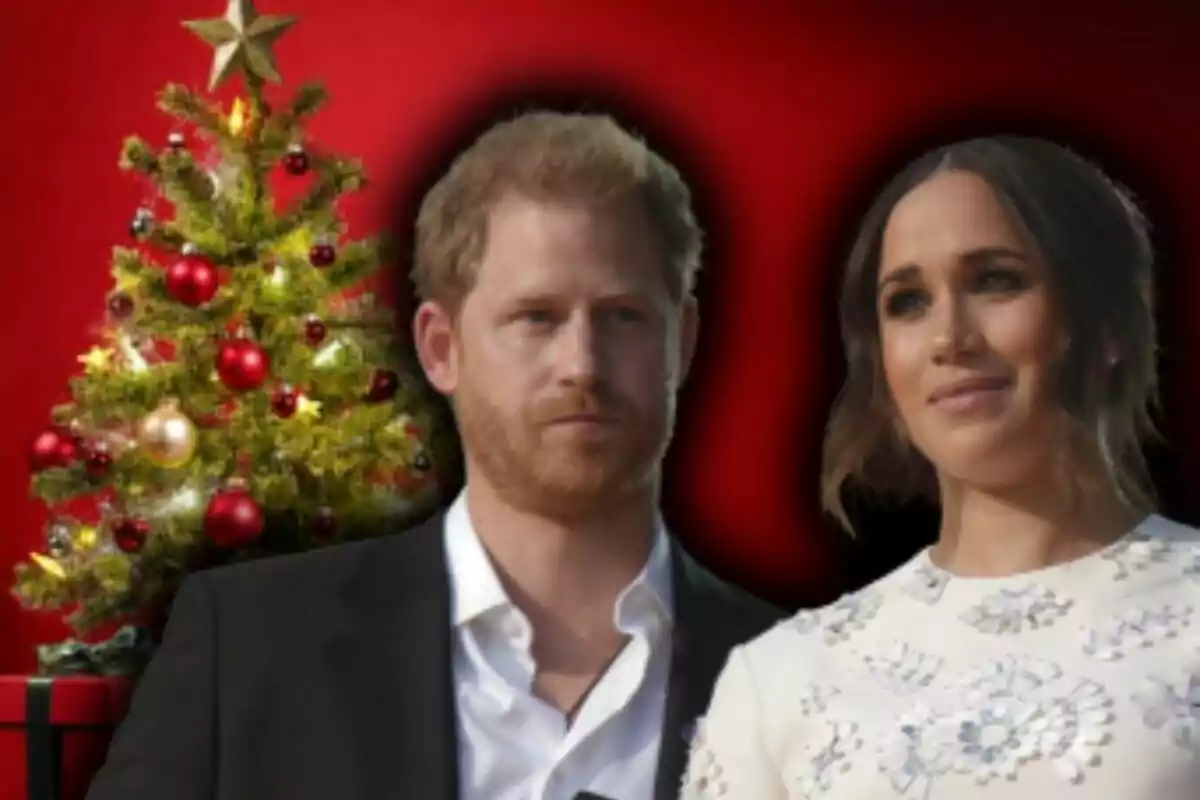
left=17, top=67, right=454, bottom=642
left=157, top=83, right=222, bottom=131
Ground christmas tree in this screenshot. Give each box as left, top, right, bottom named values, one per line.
left=13, top=0, right=450, bottom=674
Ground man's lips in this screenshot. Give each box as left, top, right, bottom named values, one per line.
left=548, top=413, right=616, bottom=425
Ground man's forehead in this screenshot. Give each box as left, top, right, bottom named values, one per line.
left=477, top=259, right=658, bottom=300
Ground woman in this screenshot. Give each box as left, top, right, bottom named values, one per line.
left=681, top=137, right=1200, bottom=799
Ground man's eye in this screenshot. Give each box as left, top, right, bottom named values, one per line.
left=517, top=309, right=557, bottom=328
left=611, top=307, right=646, bottom=323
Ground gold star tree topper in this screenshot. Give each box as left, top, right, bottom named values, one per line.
left=183, top=0, right=297, bottom=91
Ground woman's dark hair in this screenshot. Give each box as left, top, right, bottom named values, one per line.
left=821, top=136, right=1159, bottom=533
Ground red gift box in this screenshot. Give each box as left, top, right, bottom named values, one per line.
left=0, top=676, right=131, bottom=800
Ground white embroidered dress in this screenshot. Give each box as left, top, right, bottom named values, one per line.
left=681, top=514, right=1200, bottom=799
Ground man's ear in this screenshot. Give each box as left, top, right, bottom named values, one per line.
left=412, top=300, right=458, bottom=396
left=677, top=295, right=699, bottom=385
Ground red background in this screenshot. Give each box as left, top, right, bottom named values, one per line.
left=4, top=0, right=1200, bottom=674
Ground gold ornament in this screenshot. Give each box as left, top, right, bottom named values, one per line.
left=76, top=525, right=99, bottom=551
left=78, top=346, right=115, bottom=374
left=137, top=399, right=198, bottom=468
left=29, top=553, right=66, bottom=580
left=183, top=0, right=297, bottom=91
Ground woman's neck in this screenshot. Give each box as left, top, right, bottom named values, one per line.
left=931, top=472, right=1142, bottom=578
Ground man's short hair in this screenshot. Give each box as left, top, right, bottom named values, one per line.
left=412, top=110, right=704, bottom=310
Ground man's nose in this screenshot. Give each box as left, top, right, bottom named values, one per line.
left=555, top=314, right=604, bottom=387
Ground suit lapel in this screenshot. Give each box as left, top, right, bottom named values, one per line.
left=321, top=514, right=459, bottom=800
left=654, top=544, right=730, bottom=800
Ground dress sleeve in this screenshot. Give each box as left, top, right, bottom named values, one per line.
left=679, top=645, right=787, bottom=800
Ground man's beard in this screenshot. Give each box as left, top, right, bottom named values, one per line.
left=454, top=376, right=674, bottom=522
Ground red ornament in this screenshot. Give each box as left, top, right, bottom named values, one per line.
left=303, top=316, right=327, bottom=346
left=107, top=292, right=134, bottom=321
left=30, top=428, right=78, bottom=471
left=366, top=369, right=399, bottom=402
left=283, top=145, right=309, bottom=176
left=271, top=385, right=299, bottom=418
left=113, top=518, right=150, bottom=553
left=215, top=339, right=270, bottom=392
left=392, top=464, right=436, bottom=495
left=85, top=447, right=113, bottom=479
left=165, top=254, right=219, bottom=307
left=309, top=243, right=336, bottom=268
left=204, top=487, right=265, bottom=548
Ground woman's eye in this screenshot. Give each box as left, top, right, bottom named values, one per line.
left=976, top=268, right=1028, bottom=294
left=883, top=288, right=927, bottom=318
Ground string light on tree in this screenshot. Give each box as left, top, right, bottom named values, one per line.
left=66, top=418, right=87, bottom=441
left=226, top=98, right=249, bottom=137
left=311, top=338, right=346, bottom=367
left=129, top=207, right=154, bottom=238
left=116, top=334, right=150, bottom=373
left=145, top=485, right=204, bottom=519
left=295, top=396, right=321, bottom=421
left=45, top=521, right=74, bottom=559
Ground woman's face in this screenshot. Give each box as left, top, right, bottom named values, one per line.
left=877, top=169, right=1064, bottom=490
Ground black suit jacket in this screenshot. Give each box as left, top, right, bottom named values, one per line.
left=85, top=513, right=782, bottom=800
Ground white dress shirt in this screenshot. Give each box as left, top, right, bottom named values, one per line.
left=444, top=491, right=674, bottom=800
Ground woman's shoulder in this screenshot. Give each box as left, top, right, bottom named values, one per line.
left=735, top=555, right=923, bottom=677
left=1112, top=513, right=1200, bottom=586
left=1139, top=512, right=1200, bottom=550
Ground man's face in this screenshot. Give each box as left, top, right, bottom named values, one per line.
left=415, top=191, right=697, bottom=520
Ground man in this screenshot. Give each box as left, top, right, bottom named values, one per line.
left=86, top=110, right=782, bottom=800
